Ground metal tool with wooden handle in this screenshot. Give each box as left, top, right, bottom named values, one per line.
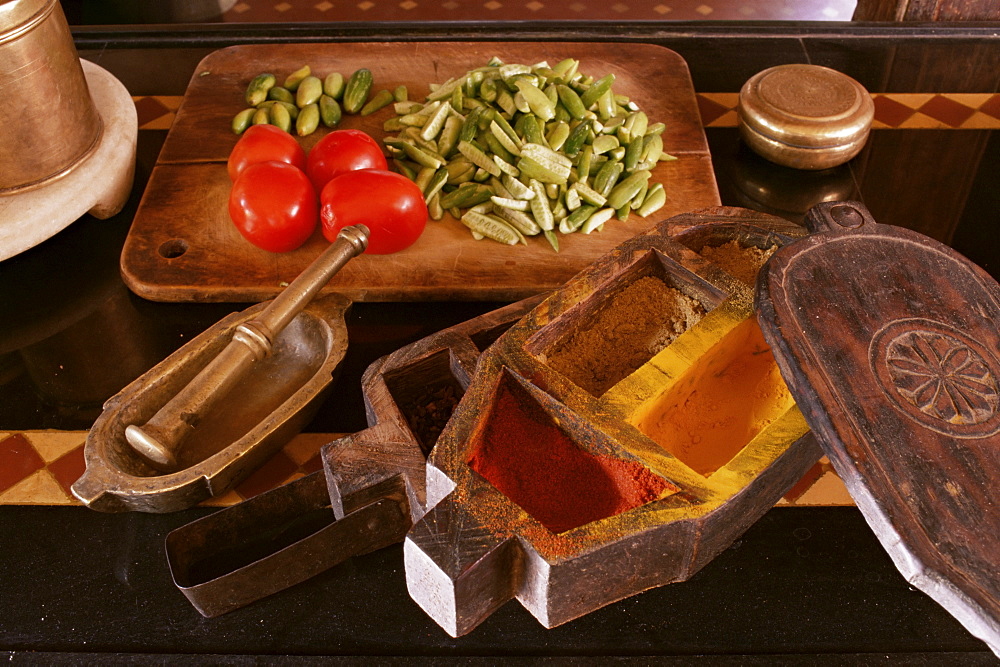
left=125, top=224, right=369, bottom=471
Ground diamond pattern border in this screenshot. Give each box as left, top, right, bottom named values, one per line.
left=0, top=431, right=335, bottom=507
left=1, top=430, right=853, bottom=507
left=136, top=93, right=1000, bottom=131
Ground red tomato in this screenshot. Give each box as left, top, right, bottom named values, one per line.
left=320, top=169, right=427, bottom=254
left=227, top=124, right=307, bottom=182
left=229, top=161, right=318, bottom=253
left=307, top=129, right=388, bottom=192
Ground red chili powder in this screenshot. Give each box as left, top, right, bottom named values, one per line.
left=467, top=380, right=671, bottom=534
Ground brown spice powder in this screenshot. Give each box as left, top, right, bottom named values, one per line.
left=700, top=240, right=778, bottom=286
left=545, top=276, right=705, bottom=396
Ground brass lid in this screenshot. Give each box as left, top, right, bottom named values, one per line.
left=738, top=64, right=874, bottom=170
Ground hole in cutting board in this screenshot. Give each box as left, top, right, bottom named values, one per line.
left=159, top=238, right=189, bottom=259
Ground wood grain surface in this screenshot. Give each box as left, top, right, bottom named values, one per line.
left=757, top=202, right=1000, bottom=656
left=122, top=42, right=720, bottom=302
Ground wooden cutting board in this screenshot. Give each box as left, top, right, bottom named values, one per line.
left=122, top=42, right=720, bottom=302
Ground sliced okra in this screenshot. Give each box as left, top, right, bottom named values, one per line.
left=415, top=166, right=435, bottom=192
left=551, top=57, right=580, bottom=81
left=446, top=157, right=476, bottom=185
left=441, top=182, right=493, bottom=209
left=559, top=203, right=598, bottom=234
left=390, top=139, right=444, bottom=169
left=622, top=110, right=648, bottom=142
left=638, top=183, right=666, bottom=217
left=513, top=79, right=555, bottom=121
left=491, top=195, right=530, bottom=212
left=428, top=192, right=444, bottom=220
left=596, top=89, right=616, bottom=121
left=571, top=180, right=607, bottom=207
left=420, top=101, right=453, bottom=141
left=556, top=84, right=587, bottom=120
left=518, top=143, right=572, bottom=183
left=624, top=136, right=644, bottom=171
left=484, top=131, right=516, bottom=164
left=546, top=121, right=570, bottom=152
left=361, top=89, right=395, bottom=116
left=591, top=134, right=619, bottom=155
left=438, top=115, right=463, bottom=158
left=489, top=120, right=522, bottom=156
left=494, top=205, right=541, bottom=236
left=606, top=169, right=651, bottom=210
left=461, top=210, right=524, bottom=245
left=502, top=173, right=535, bottom=200
left=575, top=145, right=593, bottom=183
left=579, top=73, right=615, bottom=108
left=513, top=115, right=541, bottom=148
left=641, top=133, right=663, bottom=164
left=492, top=154, right=520, bottom=177
left=581, top=207, right=614, bottom=234
left=457, top=140, right=501, bottom=177
left=528, top=179, right=555, bottom=231
left=593, top=159, right=623, bottom=196
left=631, top=180, right=649, bottom=210
left=562, top=119, right=591, bottom=156
left=544, top=229, right=560, bottom=252
left=393, top=159, right=418, bottom=180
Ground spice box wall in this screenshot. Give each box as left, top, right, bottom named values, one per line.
left=321, top=295, right=546, bottom=531
left=404, top=207, right=823, bottom=637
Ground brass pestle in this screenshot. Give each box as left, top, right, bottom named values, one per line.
left=124, top=224, right=370, bottom=471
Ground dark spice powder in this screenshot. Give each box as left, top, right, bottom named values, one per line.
left=467, top=379, right=671, bottom=534
left=544, top=276, right=705, bottom=396
left=700, top=240, right=778, bottom=286
left=403, top=383, right=460, bottom=455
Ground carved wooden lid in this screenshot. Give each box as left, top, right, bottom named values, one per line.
left=756, top=201, right=1000, bottom=657
left=738, top=64, right=874, bottom=170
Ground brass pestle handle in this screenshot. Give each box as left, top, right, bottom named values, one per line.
left=125, top=224, right=370, bottom=471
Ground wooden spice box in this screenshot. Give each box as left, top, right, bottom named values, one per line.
left=403, top=202, right=999, bottom=656
left=404, top=207, right=823, bottom=636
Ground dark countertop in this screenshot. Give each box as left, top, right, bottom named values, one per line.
left=1, top=21, right=998, bottom=662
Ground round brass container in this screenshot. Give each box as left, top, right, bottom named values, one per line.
left=0, top=0, right=103, bottom=194
left=738, top=64, right=874, bottom=170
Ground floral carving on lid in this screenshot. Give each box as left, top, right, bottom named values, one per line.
left=871, top=318, right=1000, bottom=438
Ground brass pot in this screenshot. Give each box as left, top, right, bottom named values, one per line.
left=0, top=0, right=102, bottom=194
left=738, top=64, right=873, bottom=171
